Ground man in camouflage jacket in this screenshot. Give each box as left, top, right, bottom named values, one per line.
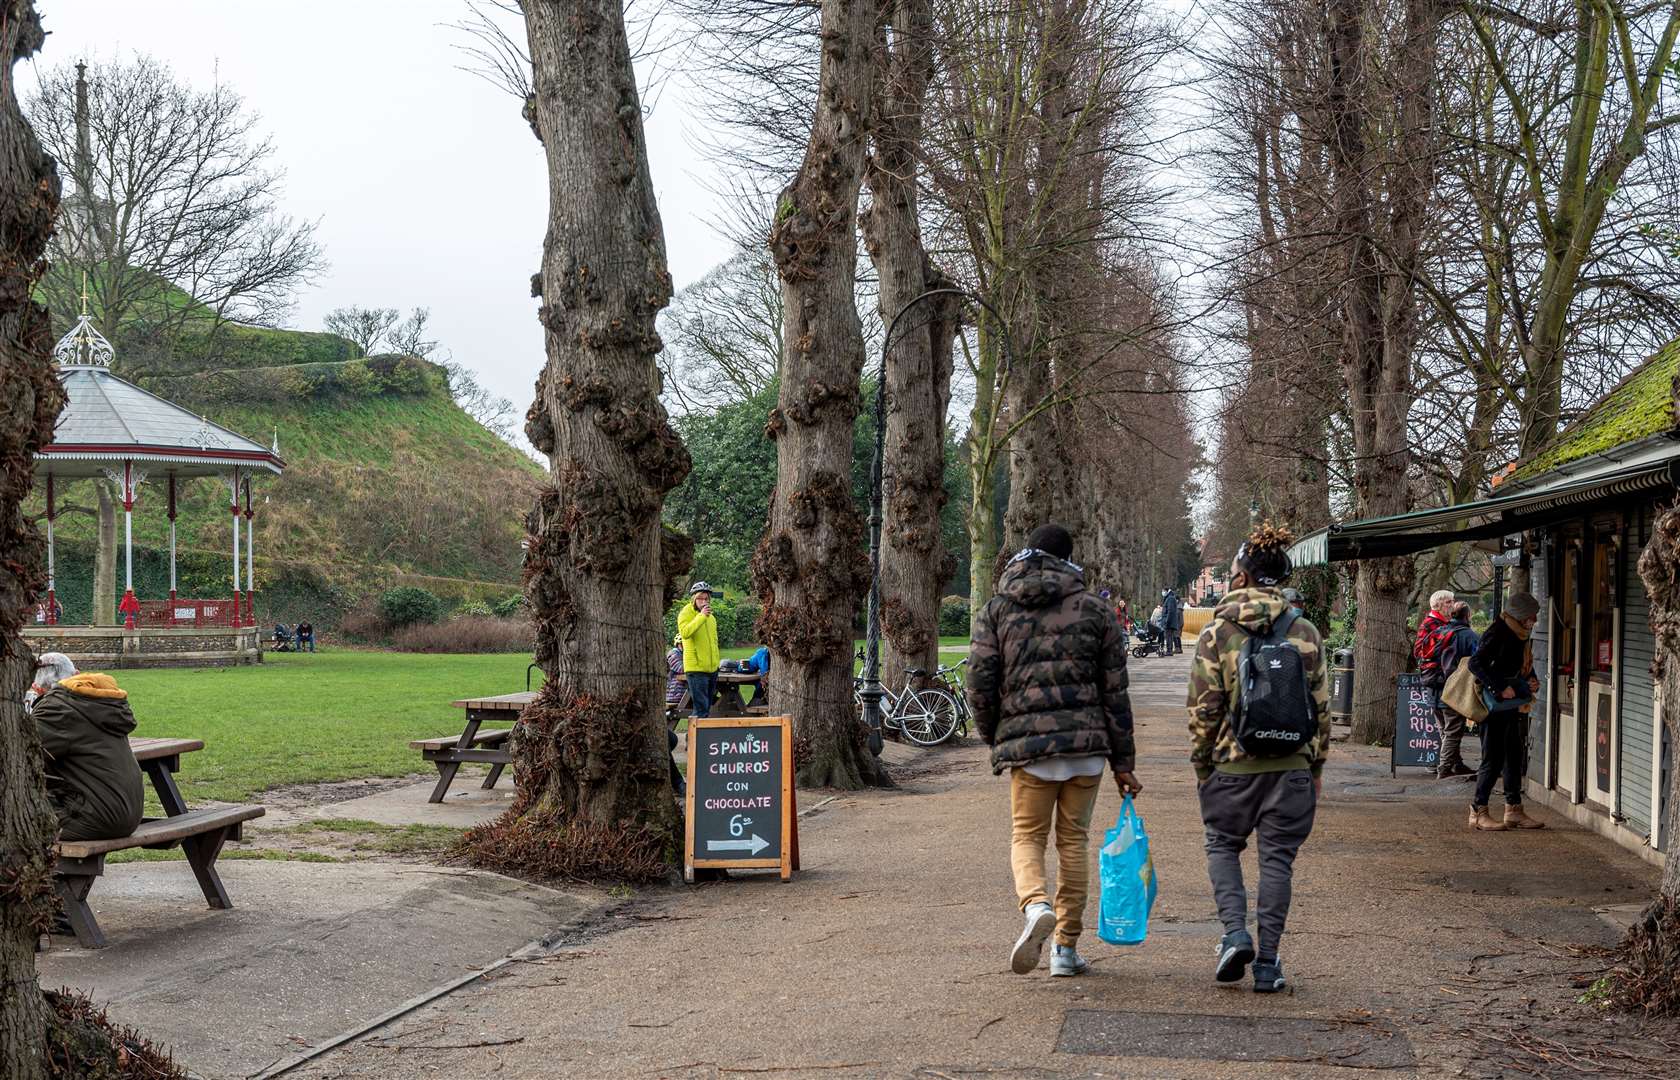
left=970, top=524, right=1141, bottom=978
left=1186, top=535, right=1330, bottom=993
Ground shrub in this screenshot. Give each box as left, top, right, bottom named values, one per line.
left=456, top=600, right=495, bottom=618
left=379, top=586, right=444, bottom=627
left=337, top=600, right=391, bottom=642
left=493, top=593, right=526, bottom=618
left=390, top=615, right=534, bottom=653
left=938, top=595, right=970, bottom=636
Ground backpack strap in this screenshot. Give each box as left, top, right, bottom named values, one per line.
left=1268, top=609, right=1299, bottom=643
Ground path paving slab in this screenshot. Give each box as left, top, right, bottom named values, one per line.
left=311, top=775, right=515, bottom=829
left=1058, top=1009, right=1417, bottom=1069
left=37, top=860, right=600, bottom=1079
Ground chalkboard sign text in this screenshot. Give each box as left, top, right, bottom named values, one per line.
left=685, top=715, right=799, bottom=882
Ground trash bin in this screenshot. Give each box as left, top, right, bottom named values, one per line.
left=1330, top=648, right=1355, bottom=724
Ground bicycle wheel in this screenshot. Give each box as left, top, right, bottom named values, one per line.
left=904, top=688, right=959, bottom=746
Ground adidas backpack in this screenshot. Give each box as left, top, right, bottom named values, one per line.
left=1231, top=610, right=1318, bottom=757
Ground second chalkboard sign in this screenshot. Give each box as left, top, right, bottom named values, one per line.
left=684, top=714, right=799, bottom=882
left=1392, top=672, right=1441, bottom=776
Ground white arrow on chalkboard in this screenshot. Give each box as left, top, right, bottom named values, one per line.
left=707, top=834, right=770, bottom=855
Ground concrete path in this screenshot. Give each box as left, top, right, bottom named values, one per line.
left=286, top=654, right=1670, bottom=1080
left=37, top=860, right=603, bottom=1079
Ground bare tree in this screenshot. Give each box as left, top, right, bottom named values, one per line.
left=660, top=247, right=784, bottom=409
left=864, top=0, right=961, bottom=696
left=442, top=359, right=518, bottom=441
left=387, top=307, right=439, bottom=358
left=323, top=305, right=400, bottom=357
left=27, top=55, right=325, bottom=371
left=1, top=4, right=65, bottom=1073
left=754, top=0, right=888, bottom=789
left=463, top=0, right=692, bottom=879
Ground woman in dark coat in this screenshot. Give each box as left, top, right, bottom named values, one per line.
left=1466, top=593, right=1545, bottom=832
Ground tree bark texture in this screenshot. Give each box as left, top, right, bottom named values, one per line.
left=468, top=0, right=691, bottom=880
left=0, top=3, right=65, bottom=1074
left=862, top=0, right=957, bottom=699
left=1619, top=497, right=1680, bottom=1011
left=757, top=0, right=888, bottom=789
left=95, top=480, right=115, bottom=624
left=1327, top=0, right=1435, bottom=745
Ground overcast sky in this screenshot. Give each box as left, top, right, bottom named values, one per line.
left=21, top=0, right=737, bottom=422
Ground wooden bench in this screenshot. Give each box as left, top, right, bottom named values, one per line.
left=53, top=804, right=265, bottom=949
left=410, top=726, right=512, bottom=803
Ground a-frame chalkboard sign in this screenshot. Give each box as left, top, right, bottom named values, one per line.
left=684, top=714, right=799, bottom=882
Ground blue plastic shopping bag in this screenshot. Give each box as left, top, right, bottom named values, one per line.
left=1097, top=793, right=1157, bottom=946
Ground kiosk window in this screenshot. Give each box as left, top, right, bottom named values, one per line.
left=1592, top=535, right=1616, bottom=674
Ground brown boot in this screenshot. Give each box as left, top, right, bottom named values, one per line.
left=1471, top=804, right=1507, bottom=831
left=1503, top=804, right=1546, bottom=830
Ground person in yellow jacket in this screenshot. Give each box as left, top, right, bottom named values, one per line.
left=677, top=581, right=722, bottom=717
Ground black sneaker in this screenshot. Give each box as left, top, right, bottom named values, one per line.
left=1215, top=930, right=1255, bottom=983
left=1252, top=957, right=1286, bottom=993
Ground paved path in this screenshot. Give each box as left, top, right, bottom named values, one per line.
left=293, top=654, right=1668, bottom=1080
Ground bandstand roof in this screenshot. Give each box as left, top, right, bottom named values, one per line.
left=35, top=308, right=284, bottom=480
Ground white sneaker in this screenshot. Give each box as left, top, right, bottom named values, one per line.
left=1050, top=943, right=1090, bottom=977
left=1010, top=902, right=1056, bottom=974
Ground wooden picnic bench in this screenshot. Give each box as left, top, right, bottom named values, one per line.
left=51, top=737, right=265, bottom=949
left=671, top=671, right=765, bottom=719
left=417, top=692, right=529, bottom=803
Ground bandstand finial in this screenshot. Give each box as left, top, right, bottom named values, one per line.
left=52, top=270, right=115, bottom=368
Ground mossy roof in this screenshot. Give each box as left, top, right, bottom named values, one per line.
left=1514, top=338, right=1680, bottom=482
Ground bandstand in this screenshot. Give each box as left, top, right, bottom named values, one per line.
left=23, top=298, right=284, bottom=668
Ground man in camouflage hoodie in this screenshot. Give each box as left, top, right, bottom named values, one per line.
left=970, top=524, right=1141, bottom=978
left=1186, top=526, right=1330, bottom=993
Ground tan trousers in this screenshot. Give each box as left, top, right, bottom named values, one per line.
left=1010, top=769, right=1102, bottom=946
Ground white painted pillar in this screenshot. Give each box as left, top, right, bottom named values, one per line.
left=44, top=473, right=56, bottom=623
left=167, top=474, right=178, bottom=599
left=229, top=469, right=241, bottom=624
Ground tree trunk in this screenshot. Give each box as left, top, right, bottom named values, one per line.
left=863, top=0, right=957, bottom=697
left=755, top=0, right=887, bottom=790
left=95, top=480, right=116, bottom=625
left=0, top=2, right=65, bottom=1074
left=464, top=0, right=690, bottom=881
left=1327, top=0, right=1435, bottom=745
left=1611, top=501, right=1680, bottom=1012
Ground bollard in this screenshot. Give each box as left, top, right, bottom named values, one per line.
left=1330, top=648, right=1355, bottom=724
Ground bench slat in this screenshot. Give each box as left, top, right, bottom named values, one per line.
left=409, top=728, right=512, bottom=751
left=55, top=804, right=265, bottom=858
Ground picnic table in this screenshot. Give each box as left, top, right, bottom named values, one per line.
left=414, top=692, right=528, bottom=803
left=51, top=737, right=264, bottom=949
left=673, top=671, right=765, bottom=718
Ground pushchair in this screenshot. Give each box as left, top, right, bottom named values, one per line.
left=1129, top=620, right=1166, bottom=659
left=271, top=624, right=298, bottom=652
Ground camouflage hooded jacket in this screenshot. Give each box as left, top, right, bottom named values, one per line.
left=1186, top=587, right=1331, bottom=780
left=968, top=551, right=1135, bottom=775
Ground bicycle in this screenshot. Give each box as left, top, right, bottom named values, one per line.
left=853, top=655, right=962, bottom=748
left=925, top=657, right=971, bottom=743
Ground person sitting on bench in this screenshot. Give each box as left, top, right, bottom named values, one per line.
left=31, top=658, right=144, bottom=844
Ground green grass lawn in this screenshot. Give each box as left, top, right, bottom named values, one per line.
left=118, top=651, right=538, bottom=803
left=111, top=640, right=974, bottom=805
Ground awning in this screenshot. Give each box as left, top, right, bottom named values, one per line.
left=1289, top=434, right=1680, bottom=566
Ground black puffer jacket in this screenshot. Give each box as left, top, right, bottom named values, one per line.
left=34, top=684, right=144, bottom=842
left=968, top=551, right=1135, bottom=775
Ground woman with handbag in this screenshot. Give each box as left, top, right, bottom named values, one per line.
left=1465, top=593, right=1545, bottom=832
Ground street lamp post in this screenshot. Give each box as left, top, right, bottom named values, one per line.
left=860, top=287, right=1012, bottom=755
